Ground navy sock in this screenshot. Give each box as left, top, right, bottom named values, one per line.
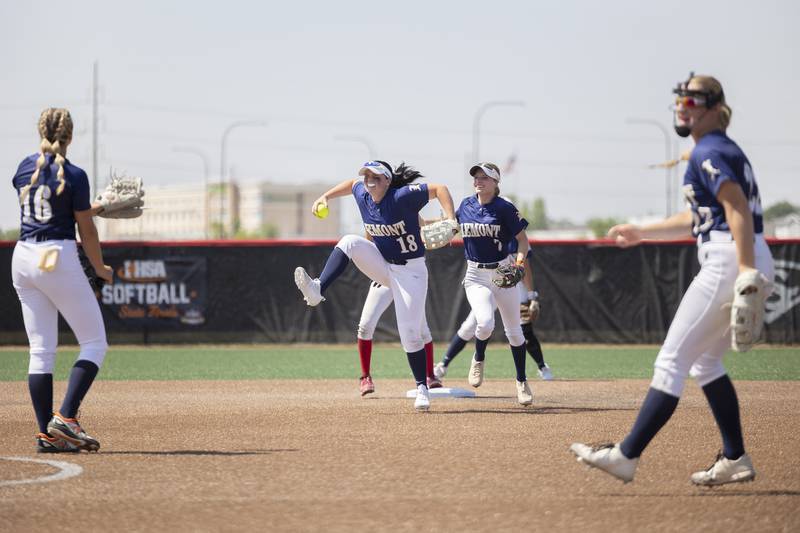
left=474, top=338, right=489, bottom=362
left=442, top=333, right=468, bottom=367
left=620, top=387, right=679, bottom=458
left=28, top=373, right=53, bottom=434
left=522, top=323, right=546, bottom=368
left=59, top=360, right=99, bottom=419
left=702, top=375, right=745, bottom=460
left=319, top=248, right=350, bottom=293
left=406, top=348, right=427, bottom=387
left=511, top=343, right=526, bottom=382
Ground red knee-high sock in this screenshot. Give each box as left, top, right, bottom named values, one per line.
left=424, top=341, right=434, bottom=378
left=358, top=338, right=372, bottom=377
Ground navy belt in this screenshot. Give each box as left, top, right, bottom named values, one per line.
left=476, top=262, right=499, bottom=269
left=387, top=258, right=407, bottom=265
left=700, top=231, right=762, bottom=244
left=23, top=234, right=64, bottom=243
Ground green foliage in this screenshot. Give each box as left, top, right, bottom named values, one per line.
left=0, top=228, right=19, bottom=241
left=517, top=197, right=548, bottom=230
left=209, top=222, right=225, bottom=239
left=763, top=201, right=798, bottom=221
left=586, top=217, right=625, bottom=238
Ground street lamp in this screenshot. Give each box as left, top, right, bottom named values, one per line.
left=219, top=120, right=268, bottom=238
left=472, top=100, right=526, bottom=163
left=471, top=101, right=525, bottom=198
left=172, top=146, right=210, bottom=239
left=626, top=118, right=673, bottom=217
left=333, top=135, right=376, bottom=160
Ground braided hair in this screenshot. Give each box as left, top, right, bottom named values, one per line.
left=23, top=108, right=74, bottom=202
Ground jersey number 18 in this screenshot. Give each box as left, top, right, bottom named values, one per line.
left=396, top=234, right=418, bottom=253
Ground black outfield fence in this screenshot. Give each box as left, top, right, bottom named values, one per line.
left=1, top=239, right=798, bottom=345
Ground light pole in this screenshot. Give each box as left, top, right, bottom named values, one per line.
left=333, top=135, right=376, bottom=160
left=172, top=146, right=210, bottom=239
left=471, top=101, right=525, bottom=198
left=219, top=120, right=268, bottom=238
left=472, top=101, right=525, bottom=163
left=626, top=118, right=673, bottom=217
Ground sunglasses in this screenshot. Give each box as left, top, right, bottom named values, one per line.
left=673, top=95, right=707, bottom=108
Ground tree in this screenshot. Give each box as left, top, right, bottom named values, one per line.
left=586, top=217, right=624, bottom=239
left=763, top=201, right=798, bottom=221
left=529, top=198, right=548, bottom=230
left=0, top=228, right=18, bottom=241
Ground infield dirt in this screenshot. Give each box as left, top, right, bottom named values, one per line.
left=2, top=379, right=799, bottom=532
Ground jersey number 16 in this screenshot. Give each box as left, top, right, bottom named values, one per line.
left=20, top=185, right=53, bottom=223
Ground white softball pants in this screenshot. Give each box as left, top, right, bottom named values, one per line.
left=462, top=259, right=525, bottom=346
left=357, top=282, right=432, bottom=344
left=651, top=233, right=774, bottom=397
left=457, top=257, right=528, bottom=341
left=336, top=235, right=428, bottom=352
left=12, top=240, right=108, bottom=374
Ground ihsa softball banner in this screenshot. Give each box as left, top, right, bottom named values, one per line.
left=99, top=256, right=207, bottom=327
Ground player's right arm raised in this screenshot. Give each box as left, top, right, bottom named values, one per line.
left=426, top=183, right=456, bottom=221
left=311, top=179, right=358, bottom=216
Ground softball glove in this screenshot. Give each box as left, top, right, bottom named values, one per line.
left=421, top=219, right=459, bottom=250
left=95, top=174, right=145, bottom=219
left=520, top=293, right=540, bottom=323
left=730, top=269, right=772, bottom=352
left=492, top=263, right=524, bottom=289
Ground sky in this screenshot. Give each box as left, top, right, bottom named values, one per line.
left=1, top=0, right=798, bottom=234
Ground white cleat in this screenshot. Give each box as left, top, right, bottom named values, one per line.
left=414, top=384, right=430, bottom=411
left=516, top=380, right=533, bottom=405
left=691, top=453, right=756, bottom=486
left=433, top=362, right=448, bottom=380
left=570, top=442, right=639, bottom=483
left=537, top=364, right=553, bottom=381
left=468, top=356, right=484, bottom=388
left=294, top=267, right=325, bottom=306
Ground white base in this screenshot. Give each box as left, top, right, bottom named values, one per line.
left=405, top=387, right=476, bottom=398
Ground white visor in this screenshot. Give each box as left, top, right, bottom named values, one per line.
left=469, top=163, right=501, bottom=183
left=358, top=161, right=392, bottom=180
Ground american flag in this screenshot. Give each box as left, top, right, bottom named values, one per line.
left=503, top=152, right=517, bottom=175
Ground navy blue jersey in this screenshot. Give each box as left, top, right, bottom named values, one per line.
left=682, top=130, right=763, bottom=237
left=457, top=195, right=528, bottom=263
left=352, top=181, right=429, bottom=261
left=13, top=154, right=91, bottom=241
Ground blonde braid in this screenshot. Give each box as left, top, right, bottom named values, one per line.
left=27, top=108, right=73, bottom=198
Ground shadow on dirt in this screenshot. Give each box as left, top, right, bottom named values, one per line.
left=431, top=406, right=635, bottom=415
left=102, top=449, right=299, bottom=456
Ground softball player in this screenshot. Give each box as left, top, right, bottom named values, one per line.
left=11, top=108, right=111, bottom=453
left=456, top=163, right=533, bottom=405
left=294, top=160, right=456, bottom=411
left=355, top=280, right=440, bottom=397
left=434, top=243, right=553, bottom=381
left=571, top=74, right=774, bottom=486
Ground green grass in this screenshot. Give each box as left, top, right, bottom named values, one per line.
left=0, top=345, right=798, bottom=381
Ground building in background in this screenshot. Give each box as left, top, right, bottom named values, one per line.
left=99, top=180, right=340, bottom=240
left=238, top=182, right=339, bottom=239
left=766, top=214, right=800, bottom=238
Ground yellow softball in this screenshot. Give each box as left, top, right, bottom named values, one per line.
left=314, top=203, right=329, bottom=219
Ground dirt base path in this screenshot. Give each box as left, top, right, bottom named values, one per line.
left=1, top=379, right=799, bottom=532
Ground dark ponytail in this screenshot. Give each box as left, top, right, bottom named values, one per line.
left=389, top=161, right=423, bottom=188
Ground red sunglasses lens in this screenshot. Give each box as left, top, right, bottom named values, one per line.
left=676, top=96, right=703, bottom=108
